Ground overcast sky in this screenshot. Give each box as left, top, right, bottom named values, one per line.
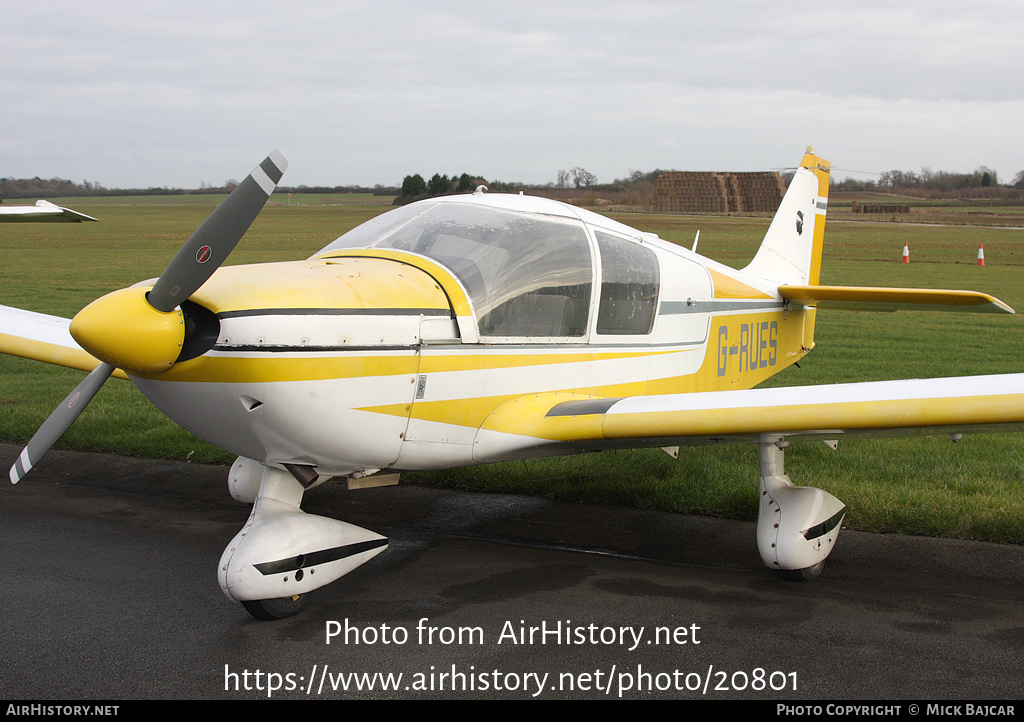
left=3, top=1, right=1023, bottom=190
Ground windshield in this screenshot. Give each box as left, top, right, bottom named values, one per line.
left=321, top=202, right=593, bottom=338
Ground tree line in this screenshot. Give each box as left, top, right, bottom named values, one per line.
left=0, top=176, right=398, bottom=200
left=397, top=172, right=487, bottom=203
left=396, top=167, right=665, bottom=205
left=8, top=162, right=1024, bottom=205
left=834, top=166, right=1024, bottom=195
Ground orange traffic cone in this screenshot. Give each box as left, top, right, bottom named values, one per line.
left=977, top=244, right=986, bottom=266
left=901, top=243, right=910, bottom=263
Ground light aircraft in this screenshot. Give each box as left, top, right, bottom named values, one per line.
left=3, top=148, right=1024, bottom=620
left=0, top=199, right=99, bottom=223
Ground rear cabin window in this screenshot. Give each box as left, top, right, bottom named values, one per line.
left=595, top=232, right=660, bottom=335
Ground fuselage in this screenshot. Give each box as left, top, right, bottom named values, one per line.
left=124, top=193, right=816, bottom=477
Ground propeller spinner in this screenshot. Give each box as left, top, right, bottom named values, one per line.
left=9, top=151, right=288, bottom=484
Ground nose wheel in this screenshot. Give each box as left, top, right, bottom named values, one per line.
left=778, top=560, right=825, bottom=582
left=241, top=593, right=310, bottom=620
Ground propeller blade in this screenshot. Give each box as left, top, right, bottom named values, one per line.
left=12, top=152, right=286, bottom=482
left=9, top=362, right=115, bottom=484
left=148, top=150, right=288, bottom=313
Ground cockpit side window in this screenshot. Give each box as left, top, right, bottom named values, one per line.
left=595, top=232, right=660, bottom=335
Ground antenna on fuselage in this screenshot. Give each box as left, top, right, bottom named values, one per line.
left=692, top=230, right=700, bottom=253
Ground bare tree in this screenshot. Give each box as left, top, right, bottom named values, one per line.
left=570, top=167, right=596, bottom=189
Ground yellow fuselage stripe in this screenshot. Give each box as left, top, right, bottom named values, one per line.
left=131, top=308, right=813, bottom=437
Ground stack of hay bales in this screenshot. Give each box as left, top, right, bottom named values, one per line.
left=652, top=171, right=785, bottom=213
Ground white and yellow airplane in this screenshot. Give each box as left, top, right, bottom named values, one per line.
left=0, top=199, right=98, bottom=223
left=3, top=149, right=1023, bottom=620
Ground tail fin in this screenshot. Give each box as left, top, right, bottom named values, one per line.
left=743, top=149, right=830, bottom=286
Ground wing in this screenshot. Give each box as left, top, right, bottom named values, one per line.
left=0, top=200, right=98, bottom=223
left=473, top=375, right=1024, bottom=460
left=0, top=304, right=126, bottom=378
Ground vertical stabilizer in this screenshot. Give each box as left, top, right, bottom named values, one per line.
left=743, top=150, right=830, bottom=286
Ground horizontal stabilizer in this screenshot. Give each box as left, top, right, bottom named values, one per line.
left=779, top=285, right=1014, bottom=314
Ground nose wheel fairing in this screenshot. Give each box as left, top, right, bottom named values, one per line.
left=218, top=464, right=388, bottom=615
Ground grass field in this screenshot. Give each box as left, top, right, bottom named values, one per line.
left=2, top=195, right=1024, bottom=544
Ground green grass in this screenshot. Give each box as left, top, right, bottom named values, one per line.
left=3, top=198, right=1024, bottom=544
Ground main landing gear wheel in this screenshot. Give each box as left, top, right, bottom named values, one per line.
left=241, top=593, right=310, bottom=620
left=778, top=561, right=825, bottom=582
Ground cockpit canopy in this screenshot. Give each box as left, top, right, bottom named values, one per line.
left=317, top=194, right=659, bottom=340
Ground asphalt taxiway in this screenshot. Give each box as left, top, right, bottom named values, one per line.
left=2, top=443, right=1022, bottom=700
